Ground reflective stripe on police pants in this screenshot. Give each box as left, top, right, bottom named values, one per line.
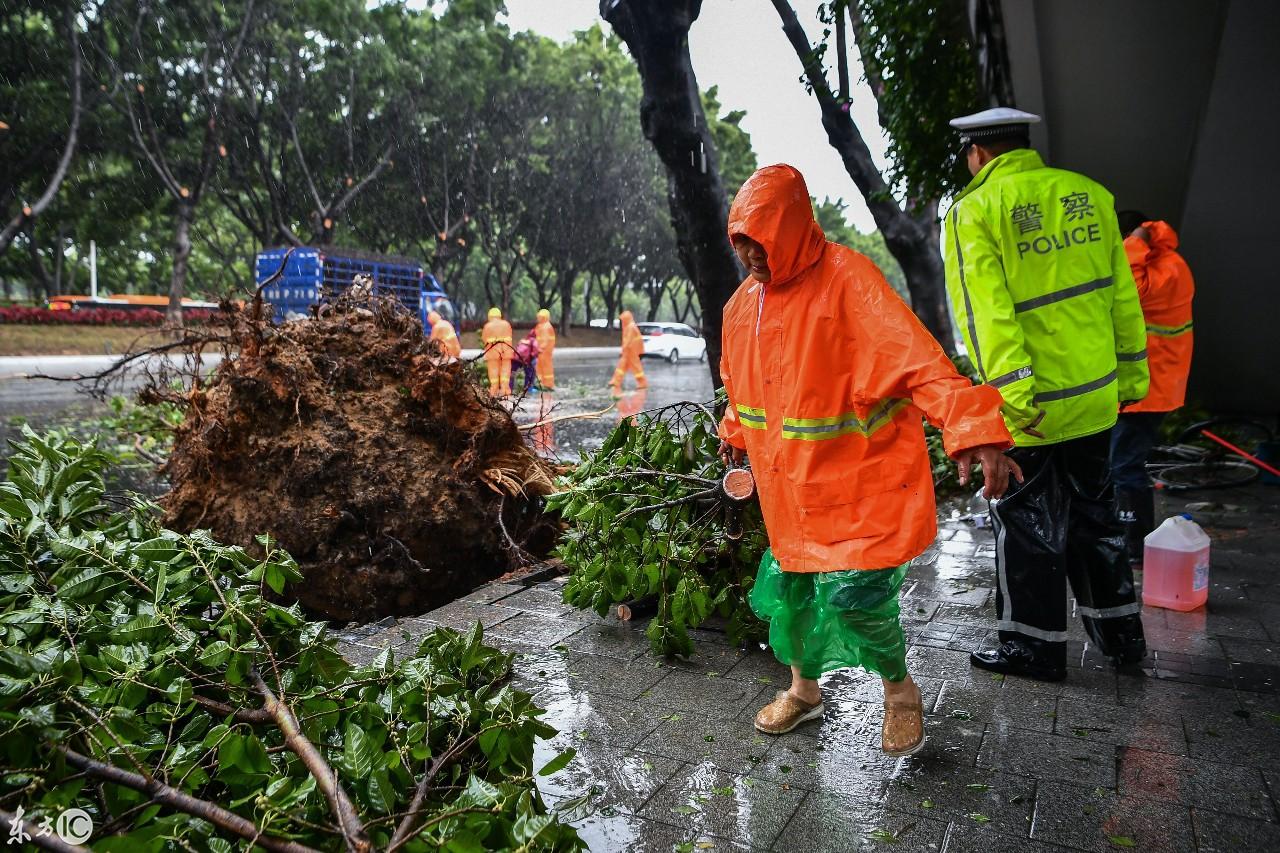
left=991, top=486, right=1069, bottom=644
left=1012, top=276, right=1113, bottom=313
left=1033, top=370, right=1117, bottom=404
left=1078, top=602, right=1141, bottom=619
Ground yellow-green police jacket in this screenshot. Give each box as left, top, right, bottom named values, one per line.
left=944, top=149, right=1149, bottom=446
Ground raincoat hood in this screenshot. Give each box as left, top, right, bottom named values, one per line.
left=427, top=310, right=441, bottom=324
left=619, top=310, right=635, bottom=326
left=728, top=164, right=826, bottom=286
left=537, top=309, right=551, bottom=320
left=1144, top=220, right=1179, bottom=253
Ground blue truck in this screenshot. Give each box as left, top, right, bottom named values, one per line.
left=254, top=246, right=455, bottom=328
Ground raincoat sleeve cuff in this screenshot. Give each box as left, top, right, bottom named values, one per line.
left=718, top=409, right=747, bottom=450
left=941, top=384, right=1014, bottom=457
left=1123, top=235, right=1151, bottom=267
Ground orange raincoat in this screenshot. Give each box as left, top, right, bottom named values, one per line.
left=1123, top=221, right=1194, bottom=413
left=718, top=165, right=1012, bottom=572
left=482, top=313, right=514, bottom=397
left=610, top=310, right=647, bottom=389
left=428, top=311, right=462, bottom=357
left=534, top=311, right=556, bottom=389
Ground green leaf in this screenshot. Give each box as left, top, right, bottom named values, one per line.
left=344, top=721, right=381, bottom=779
left=538, top=748, right=576, bottom=776
left=1107, top=837, right=1137, bottom=848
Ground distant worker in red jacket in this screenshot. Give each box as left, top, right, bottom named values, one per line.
left=1112, top=212, right=1195, bottom=562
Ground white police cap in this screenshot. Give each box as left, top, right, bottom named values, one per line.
left=950, top=107, right=1041, bottom=143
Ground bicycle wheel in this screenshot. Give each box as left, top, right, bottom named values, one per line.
left=1153, top=461, right=1259, bottom=491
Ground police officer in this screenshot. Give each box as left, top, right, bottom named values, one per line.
left=944, top=108, right=1150, bottom=680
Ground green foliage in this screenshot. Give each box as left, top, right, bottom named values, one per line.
left=550, top=407, right=767, bottom=658
left=838, top=0, right=981, bottom=200
left=0, top=427, right=581, bottom=851
left=925, top=354, right=981, bottom=495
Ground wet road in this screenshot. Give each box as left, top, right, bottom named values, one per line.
left=0, top=351, right=715, bottom=458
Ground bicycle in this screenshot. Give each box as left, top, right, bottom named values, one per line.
left=1147, top=417, right=1277, bottom=491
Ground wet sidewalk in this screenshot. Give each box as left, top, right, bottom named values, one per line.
left=337, top=484, right=1280, bottom=852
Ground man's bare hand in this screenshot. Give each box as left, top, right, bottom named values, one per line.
left=718, top=440, right=745, bottom=467
left=955, top=445, right=1024, bottom=500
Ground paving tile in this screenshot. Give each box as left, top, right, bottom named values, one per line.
left=634, top=712, right=774, bottom=778
left=774, top=791, right=949, bottom=852
left=906, top=645, right=986, bottom=682
left=535, top=741, right=682, bottom=814
left=1116, top=677, right=1247, bottom=727
left=977, top=727, right=1117, bottom=788
left=1054, top=696, right=1189, bottom=756
left=459, top=581, right=523, bottom=604
left=499, top=585, right=592, bottom=619
left=1192, top=808, right=1280, bottom=852
left=883, top=763, right=1035, bottom=837
left=1001, top=662, right=1119, bottom=703
left=1229, top=660, right=1280, bottom=694
left=942, top=823, right=1071, bottom=852
left=559, top=620, right=650, bottom=661
left=934, top=677, right=1059, bottom=734
left=1164, top=608, right=1270, bottom=641
left=663, top=643, right=752, bottom=677
left=637, top=763, right=806, bottom=850
left=561, top=652, right=674, bottom=702
left=419, top=599, right=521, bottom=630
left=563, top=811, right=761, bottom=853
left=534, top=690, right=667, bottom=752
left=1185, top=717, right=1280, bottom=771
left=1117, top=746, right=1273, bottom=820
left=721, top=650, right=791, bottom=687
left=752, top=721, right=898, bottom=790
left=637, top=670, right=766, bottom=720
left=487, top=610, right=584, bottom=648
left=814, top=669, right=947, bottom=716
left=1029, top=780, right=1195, bottom=853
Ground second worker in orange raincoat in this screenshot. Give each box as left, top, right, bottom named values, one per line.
left=718, top=164, right=1019, bottom=755
left=534, top=308, right=556, bottom=390
left=609, top=310, right=647, bottom=391
left=1111, top=213, right=1195, bottom=562
left=427, top=310, right=462, bottom=358
left=481, top=307, right=514, bottom=397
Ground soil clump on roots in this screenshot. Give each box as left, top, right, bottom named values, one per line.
left=156, top=294, right=556, bottom=622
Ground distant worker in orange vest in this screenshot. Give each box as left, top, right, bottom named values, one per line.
left=481, top=307, right=514, bottom=397
left=1112, top=212, right=1195, bottom=563
left=534, top=308, right=557, bottom=390
left=609, top=310, right=647, bottom=392
left=427, top=310, right=461, bottom=358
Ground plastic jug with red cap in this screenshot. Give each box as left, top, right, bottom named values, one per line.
left=1142, top=514, right=1210, bottom=611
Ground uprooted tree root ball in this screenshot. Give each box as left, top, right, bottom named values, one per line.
left=154, top=294, right=558, bottom=621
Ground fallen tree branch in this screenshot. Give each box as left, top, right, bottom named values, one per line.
left=386, top=731, right=479, bottom=853
left=516, top=403, right=617, bottom=431
left=251, top=671, right=370, bottom=853
left=191, top=694, right=273, bottom=724
left=57, top=748, right=322, bottom=853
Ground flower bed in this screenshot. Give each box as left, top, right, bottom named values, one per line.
left=0, top=305, right=217, bottom=325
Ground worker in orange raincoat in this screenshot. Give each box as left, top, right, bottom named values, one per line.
left=609, top=310, right=646, bottom=391
left=427, top=310, right=462, bottom=358
left=534, top=308, right=557, bottom=390
left=718, top=164, right=1020, bottom=756
left=481, top=307, right=514, bottom=397
left=1112, top=212, right=1195, bottom=562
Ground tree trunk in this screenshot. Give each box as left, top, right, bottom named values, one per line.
left=771, top=0, right=956, bottom=354
left=27, top=228, right=53, bottom=303
left=168, top=202, right=195, bottom=328
left=557, top=268, right=577, bottom=340
left=601, top=0, right=743, bottom=387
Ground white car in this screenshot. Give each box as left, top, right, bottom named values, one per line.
left=637, top=322, right=707, bottom=363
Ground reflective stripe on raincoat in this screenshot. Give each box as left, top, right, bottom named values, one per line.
left=944, top=148, right=1149, bottom=446
left=718, top=164, right=1012, bottom=573
left=1123, top=221, right=1194, bottom=413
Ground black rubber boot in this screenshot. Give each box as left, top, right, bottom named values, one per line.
left=970, top=639, right=1067, bottom=682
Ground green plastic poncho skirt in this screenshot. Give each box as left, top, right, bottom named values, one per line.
left=749, top=549, right=909, bottom=682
